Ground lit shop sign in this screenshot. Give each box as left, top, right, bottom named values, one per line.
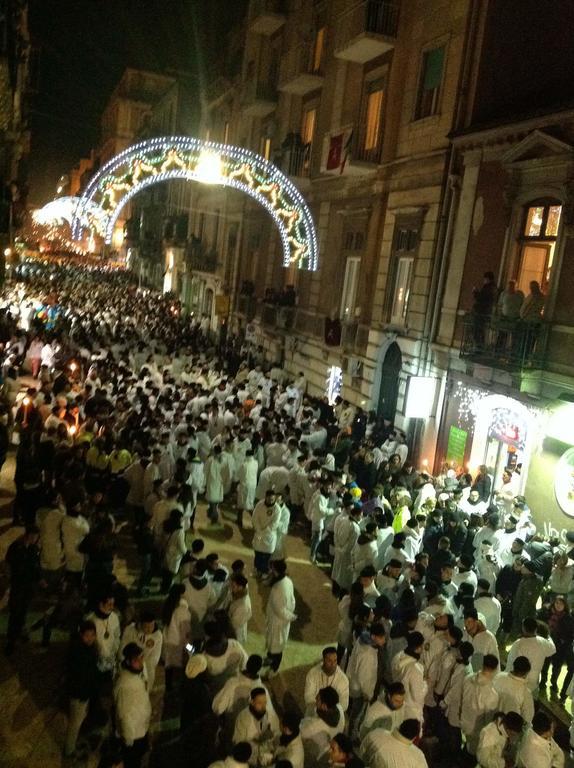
left=405, top=376, right=438, bottom=418
left=555, top=447, right=574, bottom=519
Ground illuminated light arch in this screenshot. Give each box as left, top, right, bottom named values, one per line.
left=71, top=136, right=318, bottom=270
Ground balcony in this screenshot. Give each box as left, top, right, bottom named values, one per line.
left=237, top=294, right=258, bottom=320
left=279, top=44, right=324, bottom=96
left=186, top=240, right=219, bottom=273
left=341, top=320, right=370, bottom=354
left=278, top=138, right=312, bottom=184
left=242, top=80, right=278, bottom=118
left=205, top=76, right=233, bottom=106
left=459, top=316, right=550, bottom=372
left=321, top=127, right=382, bottom=175
left=260, top=303, right=296, bottom=331
left=334, top=0, right=399, bottom=64
left=249, top=0, right=287, bottom=36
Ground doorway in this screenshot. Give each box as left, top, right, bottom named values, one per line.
left=377, top=342, right=402, bottom=422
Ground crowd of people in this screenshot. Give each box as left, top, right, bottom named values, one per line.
left=1, top=261, right=573, bottom=768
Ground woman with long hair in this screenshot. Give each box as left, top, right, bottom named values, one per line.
left=539, top=595, right=574, bottom=699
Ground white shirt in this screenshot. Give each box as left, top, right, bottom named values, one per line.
left=304, top=663, right=350, bottom=713
left=493, top=672, right=534, bottom=723
left=517, top=728, right=564, bottom=768
left=506, top=635, right=556, bottom=692
left=361, top=730, right=428, bottom=768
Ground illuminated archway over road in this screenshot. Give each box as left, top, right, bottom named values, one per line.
left=71, top=136, right=318, bottom=271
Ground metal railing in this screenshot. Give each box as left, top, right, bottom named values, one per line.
left=335, top=0, right=399, bottom=51
left=242, top=80, right=278, bottom=105
left=459, top=315, right=550, bottom=370
left=280, top=141, right=312, bottom=178
left=186, top=241, right=218, bottom=273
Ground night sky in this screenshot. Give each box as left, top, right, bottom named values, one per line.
left=28, top=0, right=246, bottom=204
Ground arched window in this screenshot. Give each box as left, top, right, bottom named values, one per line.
left=516, top=199, right=562, bottom=294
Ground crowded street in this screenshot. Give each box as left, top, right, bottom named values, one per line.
left=0, top=261, right=571, bottom=768
left=4, top=2, right=574, bottom=768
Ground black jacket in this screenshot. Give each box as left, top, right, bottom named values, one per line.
left=67, top=636, right=99, bottom=700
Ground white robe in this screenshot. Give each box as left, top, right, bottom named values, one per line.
left=265, top=575, right=296, bottom=654
left=332, top=515, right=360, bottom=591
left=237, top=457, right=258, bottom=510
left=162, top=598, right=190, bottom=668
left=460, top=672, right=500, bottom=756
left=517, top=728, right=564, bottom=768
left=361, top=730, right=428, bottom=768
left=114, top=666, right=151, bottom=744
left=233, top=706, right=280, bottom=766
left=304, top=663, right=350, bottom=714
left=205, top=456, right=224, bottom=503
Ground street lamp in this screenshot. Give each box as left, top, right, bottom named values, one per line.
left=195, top=150, right=224, bottom=185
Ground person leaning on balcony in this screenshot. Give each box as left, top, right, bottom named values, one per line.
left=471, top=271, right=498, bottom=348
left=498, top=280, right=525, bottom=320
left=520, top=281, right=545, bottom=321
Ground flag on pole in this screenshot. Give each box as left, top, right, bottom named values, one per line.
left=324, top=128, right=353, bottom=175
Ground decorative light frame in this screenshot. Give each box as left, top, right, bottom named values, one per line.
left=71, top=136, right=319, bottom=271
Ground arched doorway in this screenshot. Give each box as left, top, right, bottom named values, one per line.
left=377, top=342, right=402, bottom=422
left=70, top=136, right=319, bottom=271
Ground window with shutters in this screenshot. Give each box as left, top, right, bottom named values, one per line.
left=415, top=45, right=445, bottom=120
left=389, top=222, right=420, bottom=325
left=358, top=77, right=385, bottom=163
left=341, top=257, right=361, bottom=321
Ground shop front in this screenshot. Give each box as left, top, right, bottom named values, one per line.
left=437, top=378, right=574, bottom=541
left=524, top=398, right=574, bottom=544
left=436, top=378, right=544, bottom=500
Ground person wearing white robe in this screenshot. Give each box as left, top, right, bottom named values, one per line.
left=272, top=712, right=304, bottom=768
left=205, top=448, right=225, bottom=523
left=273, top=495, right=290, bottom=560
left=265, top=559, right=296, bottom=672
left=474, top=580, right=502, bottom=636
left=237, top=452, right=258, bottom=525
left=477, top=712, right=525, bottom=768
left=120, top=616, right=163, bottom=691
left=300, top=687, right=346, bottom=768
left=391, top=632, right=427, bottom=724
left=233, top=689, right=280, bottom=767
left=517, top=712, right=565, bottom=768
left=227, top=575, right=252, bottom=646
left=213, top=656, right=272, bottom=732
left=493, top=656, right=535, bottom=724
left=360, top=720, right=428, bottom=768
left=304, top=648, right=349, bottom=716
left=463, top=611, right=500, bottom=672
left=183, top=562, right=217, bottom=641
left=332, top=505, right=362, bottom=591
left=460, top=656, right=500, bottom=756
left=506, top=620, right=556, bottom=694
left=360, top=682, right=405, bottom=739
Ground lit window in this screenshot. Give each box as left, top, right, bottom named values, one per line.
left=364, top=87, right=384, bottom=151
left=260, top=136, right=272, bottom=160
left=391, top=256, right=414, bottom=324
left=340, top=256, right=360, bottom=320
left=523, top=203, right=562, bottom=238
left=415, top=46, right=445, bottom=119
left=223, top=121, right=230, bottom=144
left=312, top=27, right=325, bottom=74
left=524, top=206, right=544, bottom=237
left=301, top=107, right=316, bottom=146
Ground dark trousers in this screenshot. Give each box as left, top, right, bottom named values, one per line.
left=6, top=592, right=30, bottom=646
left=122, top=735, right=149, bottom=768
left=267, top=651, right=283, bottom=672
left=136, top=554, right=152, bottom=595
left=541, top=645, right=574, bottom=694
left=160, top=568, right=174, bottom=594
left=207, top=502, right=219, bottom=523
left=254, top=551, right=271, bottom=575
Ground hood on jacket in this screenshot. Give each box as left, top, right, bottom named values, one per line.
left=394, top=650, right=419, bottom=677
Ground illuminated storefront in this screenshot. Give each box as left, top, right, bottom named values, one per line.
left=437, top=379, right=574, bottom=541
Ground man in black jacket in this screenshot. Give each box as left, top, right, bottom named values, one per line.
left=64, top=620, right=99, bottom=758
left=4, top=524, right=42, bottom=655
